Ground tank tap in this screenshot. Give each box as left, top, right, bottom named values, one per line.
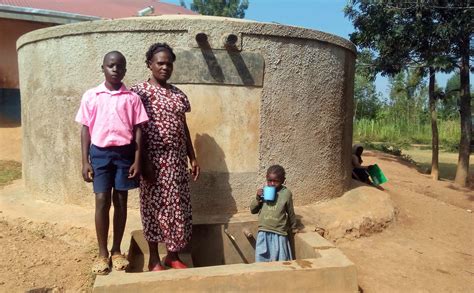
left=224, top=228, right=236, bottom=241
left=242, top=229, right=253, bottom=238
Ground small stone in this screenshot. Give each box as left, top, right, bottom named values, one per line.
left=467, top=209, right=472, bottom=213
left=0, top=281, right=5, bottom=285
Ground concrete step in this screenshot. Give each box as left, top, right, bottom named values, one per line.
left=127, top=230, right=194, bottom=272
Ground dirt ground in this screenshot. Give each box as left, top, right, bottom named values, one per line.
left=0, top=219, right=95, bottom=292
left=0, top=125, right=21, bottom=162
left=0, top=126, right=473, bottom=292
left=338, top=151, right=473, bottom=293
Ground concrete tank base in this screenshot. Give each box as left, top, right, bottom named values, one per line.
left=93, top=225, right=358, bottom=293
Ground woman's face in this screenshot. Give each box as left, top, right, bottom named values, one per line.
left=148, top=50, right=174, bottom=83
left=356, top=147, right=364, bottom=156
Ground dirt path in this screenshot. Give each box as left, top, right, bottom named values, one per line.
left=338, top=151, right=474, bottom=292
left=0, top=126, right=21, bottom=162
left=0, top=219, right=95, bottom=291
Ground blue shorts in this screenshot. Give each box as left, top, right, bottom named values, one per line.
left=90, top=144, right=139, bottom=193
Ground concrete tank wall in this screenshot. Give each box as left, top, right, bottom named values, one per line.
left=17, top=15, right=355, bottom=215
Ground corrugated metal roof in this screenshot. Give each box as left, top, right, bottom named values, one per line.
left=0, top=0, right=197, bottom=18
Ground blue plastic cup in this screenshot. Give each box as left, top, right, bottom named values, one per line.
left=263, top=186, right=276, bottom=201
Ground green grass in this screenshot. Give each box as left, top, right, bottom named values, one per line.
left=361, top=141, right=473, bottom=181
left=402, top=148, right=474, bottom=180
left=0, top=160, right=21, bottom=187
left=354, top=119, right=460, bottom=151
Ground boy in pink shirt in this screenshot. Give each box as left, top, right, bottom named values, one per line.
left=75, top=51, right=148, bottom=275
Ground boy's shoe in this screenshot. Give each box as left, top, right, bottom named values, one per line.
left=111, top=254, right=129, bottom=271
left=148, top=262, right=165, bottom=272
left=164, top=256, right=188, bottom=269
left=92, top=257, right=111, bottom=275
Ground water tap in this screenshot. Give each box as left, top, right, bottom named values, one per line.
left=242, top=229, right=253, bottom=238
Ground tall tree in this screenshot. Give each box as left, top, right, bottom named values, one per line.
left=387, top=69, right=426, bottom=127
left=439, top=73, right=461, bottom=120
left=180, top=0, right=249, bottom=18
left=354, top=50, right=382, bottom=120
left=345, top=0, right=466, bottom=181
left=437, top=0, right=473, bottom=186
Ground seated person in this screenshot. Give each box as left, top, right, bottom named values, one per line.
left=352, top=144, right=373, bottom=184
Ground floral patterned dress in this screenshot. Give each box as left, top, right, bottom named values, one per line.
left=130, top=81, right=192, bottom=252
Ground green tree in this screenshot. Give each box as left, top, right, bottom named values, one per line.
left=437, top=0, right=473, bottom=186
left=345, top=0, right=467, bottom=181
left=439, top=73, right=461, bottom=120
left=180, top=0, right=249, bottom=18
left=354, top=50, right=381, bottom=120
left=386, top=69, right=426, bottom=128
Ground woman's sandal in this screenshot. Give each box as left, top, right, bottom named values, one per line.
left=164, top=256, right=188, bottom=269
left=91, top=257, right=111, bottom=275
left=148, top=262, right=165, bottom=272
left=111, top=254, right=129, bottom=271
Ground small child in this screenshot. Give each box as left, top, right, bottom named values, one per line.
left=75, top=51, right=148, bottom=275
left=250, top=165, right=297, bottom=262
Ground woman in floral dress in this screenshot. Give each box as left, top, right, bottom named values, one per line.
left=131, top=43, right=200, bottom=271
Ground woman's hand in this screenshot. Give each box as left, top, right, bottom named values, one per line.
left=190, top=159, right=200, bottom=181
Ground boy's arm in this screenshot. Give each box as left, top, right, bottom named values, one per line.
left=128, top=125, right=142, bottom=179
left=81, top=125, right=93, bottom=182
left=287, top=192, right=297, bottom=231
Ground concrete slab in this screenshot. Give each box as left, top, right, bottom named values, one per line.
left=94, top=233, right=358, bottom=293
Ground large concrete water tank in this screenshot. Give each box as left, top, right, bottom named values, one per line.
left=17, top=15, right=355, bottom=215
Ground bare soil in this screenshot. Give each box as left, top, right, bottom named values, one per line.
left=338, top=151, right=474, bottom=293
left=0, top=219, right=95, bottom=292
left=0, top=126, right=472, bottom=292
left=0, top=125, right=21, bottom=162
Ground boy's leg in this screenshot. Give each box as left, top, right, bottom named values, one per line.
left=95, top=191, right=112, bottom=258
left=111, top=189, right=128, bottom=255
left=110, top=143, right=138, bottom=256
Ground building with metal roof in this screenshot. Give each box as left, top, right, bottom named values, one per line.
left=0, top=0, right=196, bottom=125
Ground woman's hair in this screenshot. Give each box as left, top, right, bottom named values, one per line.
left=352, top=144, right=363, bottom=155
left=267, top=165, right=286, bottom=180
left=145, top=42, right=176, bottom=65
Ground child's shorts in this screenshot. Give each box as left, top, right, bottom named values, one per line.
left=90, top=144, right=139, bottom=193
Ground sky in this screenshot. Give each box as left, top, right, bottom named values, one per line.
left=163, top=0, right=464, bottom=98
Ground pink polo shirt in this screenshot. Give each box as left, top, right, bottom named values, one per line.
left=75, top=82, right=149, bottom=147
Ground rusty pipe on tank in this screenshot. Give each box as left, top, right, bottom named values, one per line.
left=223, top=33, right=238, bottom=50
left=195, top=32, right=208, bottom=45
